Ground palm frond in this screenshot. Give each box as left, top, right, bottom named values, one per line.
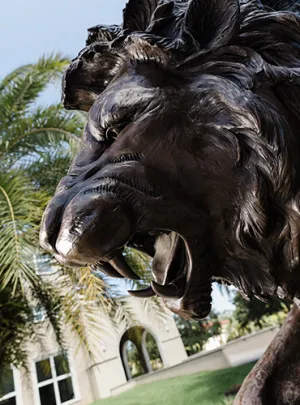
left=124, top=247, right=152, bottom=280
left=0, top=170, right=49, bottom=291
left=0, top=285, right=33, bottom=370
left=0, top=55, right=165, bottom=370
left=138, top=296, right=168, bottom=327
left=0, top=64, right=33, bottom=92
left=0, top=53, right=69, bottom=121
left=109, top=296, right=139, bottom=336
left=0, top=105, right=81, bottom=166
left=50, top=266, right=117, bottom=360
left=26, top=152, right=72, bottom=193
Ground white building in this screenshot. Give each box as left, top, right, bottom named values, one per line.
left=0, top=294, right=187, bottom=405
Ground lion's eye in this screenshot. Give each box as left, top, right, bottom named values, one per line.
left=105, top=123, right=127, bottom=145
left=105, top=127, right=119, bottom=144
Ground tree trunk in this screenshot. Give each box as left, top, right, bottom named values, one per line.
left=234, top=304, right=300, bottom=405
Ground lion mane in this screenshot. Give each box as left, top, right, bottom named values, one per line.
left=123, top=0, right=300, bottom=302
left=63, top=0, right=300, bottom=303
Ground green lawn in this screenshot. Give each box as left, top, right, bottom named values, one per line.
left=92, top=362, right=254, bottom=405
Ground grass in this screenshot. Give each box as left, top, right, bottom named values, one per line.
left=92, top=362, right=254, bottom=405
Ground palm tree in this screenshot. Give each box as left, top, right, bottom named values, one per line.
left=0, top=54, right=164, bottom=371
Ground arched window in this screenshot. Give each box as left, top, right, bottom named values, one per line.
left=123, top=341, right=144, bottom=379
left=120, top=326, right=164, bottom=381
left=144, top=332, right=163, bottom=371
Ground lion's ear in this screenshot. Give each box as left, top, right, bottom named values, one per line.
left=184, top=0, right=240, bottom=51
left=123, top=0, right=159, bottom=32
left=86, top=25, right=121, bottom=45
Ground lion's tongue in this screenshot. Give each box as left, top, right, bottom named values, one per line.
left=128, top=231, right=186, bottom=299
left=150, top=232, right=186, bottom=298
left=129, top=231, right=213, bottom=319
left=151, top=232, right=179, bottom=284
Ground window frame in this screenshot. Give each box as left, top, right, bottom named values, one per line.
left=0, top=367, right=22, bottom=405
left=33, top=352, right=80, bottom=405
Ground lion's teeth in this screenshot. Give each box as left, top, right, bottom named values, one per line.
left=151, top=280, right=182, bottom=299
left=109, top=253, right=140, bottom=280
left=91, top=262, right=125, bottom=278
left=128, top=286, right=155, bottom=297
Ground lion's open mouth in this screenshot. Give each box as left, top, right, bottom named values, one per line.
left=90, top=229, right=212, bottom=320
left=135, top=232, right=188, bottom=297
left=41, top=171, right=213, bottom=320
left=91, top=231, right=188, bottom=298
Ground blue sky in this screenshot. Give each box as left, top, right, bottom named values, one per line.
left=0, top=0, right=235, bottom=312
left=0, top=0, right=126, bottom=77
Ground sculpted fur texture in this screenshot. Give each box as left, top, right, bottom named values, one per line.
left=41, top=0, right=300, bottom=323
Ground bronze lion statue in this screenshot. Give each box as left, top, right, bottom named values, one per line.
left=40, top=0, right=300, bottom=403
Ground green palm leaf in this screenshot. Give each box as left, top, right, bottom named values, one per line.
left=0, top=105, right=81, bottom=168
left=0, top=54, right=165, bottom=371
left=0, top=171, right=48, bottom=292
left=0, top=53, right=68, bottom=120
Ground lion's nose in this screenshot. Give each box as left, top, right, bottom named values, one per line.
left=40, top=192, right=69, bottom=255
left=54, top=192, right=133, bottom=265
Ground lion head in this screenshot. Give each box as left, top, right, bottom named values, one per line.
left=40, top=0, right=300, bottom=319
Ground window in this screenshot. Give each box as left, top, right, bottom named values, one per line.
left=35, top=353, right=78, bottom=405
left=0, top=368, right=16, bottom=405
